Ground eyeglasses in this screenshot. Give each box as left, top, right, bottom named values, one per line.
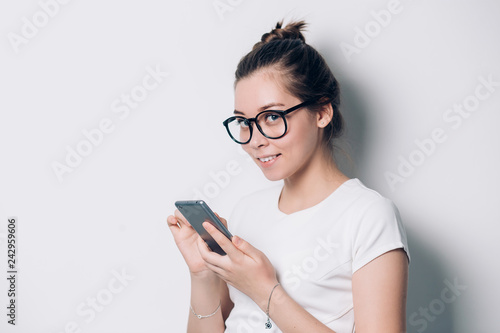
left=222, top=100, right=315, bottom=144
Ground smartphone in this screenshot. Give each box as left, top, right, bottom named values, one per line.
left=174, top=200, right=233, bottom=255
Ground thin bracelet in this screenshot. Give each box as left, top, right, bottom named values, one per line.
left=265, top=283, right=280, bottom=329
left=190, top=300, right=221, bottom=319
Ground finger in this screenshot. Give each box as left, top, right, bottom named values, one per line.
left=174, top=209, right=192, bottom=228
left=166, top=215, right=181, bottom=234
left=231, top=235, right=259, bottom=260
left=166, top=216, right=184, bottom=240
left=203, top=222, right=241, bottom=259
left=196, top=236, right=227, bottom=269
left=166, top=215, right=180, bottom=227
left=214, top=212, right=228, bottom=228
left=196, top=234, right=211, bottom=253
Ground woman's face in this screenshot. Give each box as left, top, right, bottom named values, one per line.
left=234, top=71, right=323, bottom=181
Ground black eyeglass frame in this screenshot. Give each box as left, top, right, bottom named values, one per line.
left=222, top=100, right=316, bottom=144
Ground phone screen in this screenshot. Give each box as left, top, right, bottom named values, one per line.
left=175, top=200, right=232, bottom=255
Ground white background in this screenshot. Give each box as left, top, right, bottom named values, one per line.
left=0, top=1, right=499, bottom=332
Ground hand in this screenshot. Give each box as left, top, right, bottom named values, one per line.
left=197, top=221, right=279, bottom=309
left=166, top=210, right=228, bottom=278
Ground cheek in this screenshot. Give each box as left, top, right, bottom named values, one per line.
left=282, top=121, right=318, bottom=154
left=242, top=145, right=260, bottom=163
left=242, top=145, right=252, bottom=157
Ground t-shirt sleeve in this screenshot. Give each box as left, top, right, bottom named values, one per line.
left=351, top=196, right=410, bottom=273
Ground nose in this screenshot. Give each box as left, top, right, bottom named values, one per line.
left=247, top=121, right=268, bottom=148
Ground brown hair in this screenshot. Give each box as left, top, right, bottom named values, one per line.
left=235, top=20, right=345, bottom=159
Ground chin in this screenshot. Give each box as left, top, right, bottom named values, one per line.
left=253, top=155, right=291, bottom=181
left=259, top=167, right=289, bottom=182
left=262, top=172, right=283, bottom=181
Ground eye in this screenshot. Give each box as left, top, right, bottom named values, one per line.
left=264, top=112, right=281, bottom=123
left=236, top=118, right=249, bottom=128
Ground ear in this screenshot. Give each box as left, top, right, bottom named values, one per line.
left=316, top=103, right=334, bottom=128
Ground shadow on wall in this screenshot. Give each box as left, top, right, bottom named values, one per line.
left=333, top=78, right=370, bottom=181
left=337, top=78, right=457, bottom=332
left=405, top=228, right=455, bottom=333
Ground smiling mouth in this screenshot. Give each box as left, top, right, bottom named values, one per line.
left=258, top=154, right=281, bottom=162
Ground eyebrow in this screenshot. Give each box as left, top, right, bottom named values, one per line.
left=233, top=102, right=286, bottom=116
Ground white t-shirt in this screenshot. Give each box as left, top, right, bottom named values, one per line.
left=224, top=178, right=410, bottom=333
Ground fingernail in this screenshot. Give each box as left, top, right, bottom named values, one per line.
left=233, top=236, right=241, bottom=246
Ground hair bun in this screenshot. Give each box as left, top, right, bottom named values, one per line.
left=253, top=20, right=306, bottom=50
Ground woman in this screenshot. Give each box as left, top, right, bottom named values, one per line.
left=167, top=20, right=410, bottom=333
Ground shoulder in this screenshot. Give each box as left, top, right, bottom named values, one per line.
left=341, top=178, right=395, bottom=212
left=343, top=179, right=402, bottom=231
left=344, top=179, right=410, bottom=271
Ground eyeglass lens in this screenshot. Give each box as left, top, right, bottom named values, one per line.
left=227, top=111, right=285, bottom=143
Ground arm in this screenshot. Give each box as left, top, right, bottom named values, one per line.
left=166, top=211, right=233, bottom=333
left=220, top=278, right=234, bottom=322
left=352, top=248, right=409, bottom=333
left=187, top=257, right=234, bottom=332
left=187, top=272, right=225, bottom=333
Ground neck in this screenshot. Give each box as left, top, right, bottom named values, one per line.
left=279, top=148, right=349, bottom=213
